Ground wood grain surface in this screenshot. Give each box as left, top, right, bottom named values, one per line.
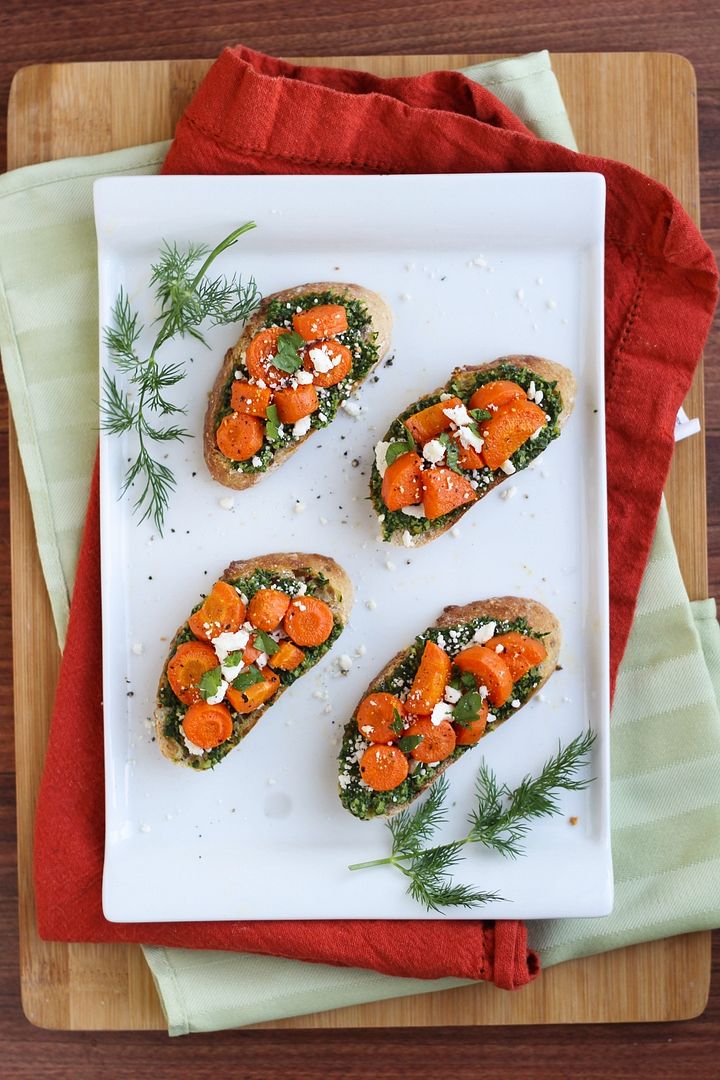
left=0, top=2, right=719, bottom=1077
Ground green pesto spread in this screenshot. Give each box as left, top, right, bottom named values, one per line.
left=215, top=290, right=379, bottom=474
left=371, top=362, right=564, bottom=540
left=337, top=616, right=544, bottom=820
left=159, top=568, right=343, bottom=769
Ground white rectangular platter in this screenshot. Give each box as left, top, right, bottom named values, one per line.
left=95, top=173, right=611, bottom=922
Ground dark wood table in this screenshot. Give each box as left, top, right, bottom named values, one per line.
left=1, top=1, right=718, bottom=1075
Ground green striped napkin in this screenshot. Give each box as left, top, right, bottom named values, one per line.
left=1, top=50, right=718, bottom=1035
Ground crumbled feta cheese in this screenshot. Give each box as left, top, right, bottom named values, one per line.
left=294, top=500, right=306, bottom=513
left=450, top=526, right=461, bottom=538
left=401, top=504, right=426, bottom=518
left=251, top=456, right=262, bottom=467
left=472, top=621, right=496, bottom=644
left=400, top=292, right=412, bottom=301
left=366, top=599, right=377, bottom=611
left=131, top=642, right=144, bottom=656
left=212, top=628, right=250, bottom=663
left=500, top=459, right=516, bottom=475
left=527, top=380, right=536, bottom=400
left=356, top=644, right=367, bottom=657
left=338, top=654, right=353, bottom=674
left=374, top=440, right=391, bottom=478
left=293, top=416, right=312, bottom=439
left=296, top=369, right=314, bottom=385
left=511, top=699, right=521, bottom=709
left=221, top=657, right=245, bottom=682
left=341, top=399, right=362, bottom=417
left=534, top=390, right=544, bottom=405
left=423, top=439, right=446, bottom=464
left=546, top=298, right=557, bottom=310
left=206, top=678, right=229, bottom=706
left=478, top=685, right=489, bottom=699
left=495, top=644, right=505, bottom=653
left=443, top=403, right=471, bottom=428
left=255, top=652, right=268, bottom=669
left=313, top=689, right=327, bottom=701
left=444, top=685, right=462, bottom=705
left=500, top=485, right=517, bottom=501
left=440, top=392, right=452, bottom=401
left=307, top=344, right=337, bottom=374
left=430, top=701, right=453, bottom=726
left=401, top=530, right=414, bottom=548
left=457, top=425, right=484, bottom=453
left=218, top=496, right=234, bottom=510
left=319, top=515, right=328, bottom=525
left=385, top=560, right=396, bottom=571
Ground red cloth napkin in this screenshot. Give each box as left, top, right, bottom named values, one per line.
left=34, top=46, right=717, bottom=987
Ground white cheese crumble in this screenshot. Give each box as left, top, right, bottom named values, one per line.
left=495, top=644, right=505, bottom=653
left=527, top=381, right=536, bottom=400
left=218, top=496, right=235, bottom=510
left=472, top=621, right=496, bottom=644
left=319, top=515, right=328, bottom=525
left=131, top=642, right=144, bottom=656
left=534, top=390, right=544, bottom=404
left=546, top=298, right=557, bottom=309
left=511, top=699, right=521, bottom=709
left=374, top=440, right=391, bottom=478
left=440, top=392, right=452, bottom=401
left=400, top=292, right=412, bottom=301
left=294, top=500, right=306, bottom=513
left=444, top=685, right=462, bottom=705
left=296, top=369, right=314, bottom=384
left=499, top=459, right=516, bottom=475
left=457, top=425, right=484, bottom=452
left=401, top=530, right=414, bottom=548
left=443, top=403, right=471, bottom=428
left=356, top=644, right=367, bottom=657
left=430, top=701, right=453, bottom=726
left=401, top=504, right=426, bottom=518
left=293, top=416, right=312, bottom=439
left=478, top=685, right=489, bottom=699
left=385, top=560, right=396, bottom=571
left=450, top=526, right=461, bottom=538
left=500, top=485, right=518, bottom=501
left=341, top=399, right=362, bottom=417
left=338, top=654, right=353, bottom=674
left=206, top=678, right=228, bottom=706
left=307, top=344, right=337, bottom=374
left=251, top=456, right=262, bottom=467
left=423, top=439, right=446, bottom=464
left=366, top=599, right=377, bottom=611
left=221, top=657, right=245, bottom=682
left=212, top=628, right=250, bottom=663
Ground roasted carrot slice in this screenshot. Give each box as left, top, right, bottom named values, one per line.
left=481, top=398, right=546, bottom=470
left=421, top=467, right=477, bottom=520
left=274, top=383, right=319, bottom=424
left=226, top=668, right=280, bottom=714
left=303, top=340, right=353, bottom=387
left=405, top=640, right=452, bottom=716
left=292, top=304, right=348, bottom=341
left=247, top=588, right=291, bottom=631
left=381, top=451, right=424, bottom=511
left=487, top=631, right=547, bottom=681
left=283, top=596, right=334, bottom=646
left=242, top=638, right=262, bottom=665
left=454, top=645, right=513, bottom=707
left=182, top=702, right=233, bottom=750
left=230, top=380, right=272, bottom=418
left=188, top=580, right=246, bottom=642
left=167, top=642, right=219, bottom=706
left=453, top=430, right=485, bottom=471
left=216, top=413, right=265, bottom=462
left=359, top=744, right=409, bottom=792
left=468, top=380, right=526, bottom=413
left=245, top=327, right=293, bottom=389
left=356, top=692, right=405, bottom=744
left=404, top=396, right=463, bottom=445
left=453, top=697, right=490, bottom=746
left=404, top=717, right=456, bottom=763
left=268, top=640, right=305, bottom=671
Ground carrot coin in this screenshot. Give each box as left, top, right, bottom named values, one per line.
left=245, top=327, right=293, bottom=389
left=468, top=380, right=526, bottom=413
left=359, top=744, right=409, bottom=792
left=247, top=588, right=291, bottom=631
left=453, top=697, right=490, bottom=746
left=453, top=645, right=513, bottom=707
left=486, top=631, right=547, bottom=681
left=481, top=398, right=546, bottom=470
left=381, top=451, right=424, bottom=511
left=167, top=642, right=219, bottom=706
left=182, top=702, right=233, bottom=750
left=226, top=669, right=280, bottom=714
left=356, top=693, right=405, bottom=744
left=230, top=380, right=272, bottom=417
left=216, top=412, right=265, bottom=462
left=405, top=717, right=456, bottom=763
left=292, top=304, right=348, bottom=341
left=405, top=640, right=452, bottom=716
left=274, top=383, right=319, bottom=424
left=303, top=340, right=353, bottom=387
left=283, top=596, right=335, bottom=646
left=189, top=580, right=246, bottom=641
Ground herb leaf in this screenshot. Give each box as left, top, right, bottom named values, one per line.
left=438, top=432, right=462, bottom=474
left=386, top=440, right=414, bottom=467
left=232, top=667, right=265, bottom=691
left=253, top=629, right=279, bottom=656
left=389, top=709, right=405, bottom=736
left=452, top=690, right=485, bottom=727
left=198, top=666, right=223, bottom=702
left=223, top=650, right=245, bottom=668
left=265, top=404, right=282, bottom=442
left=470, top=408, right=492, bottom=423
left=273, top=331, right=305, bottom=373
left=398, top=734, right=423, bottom=752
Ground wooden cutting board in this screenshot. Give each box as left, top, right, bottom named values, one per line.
left=7, top=52, right=710, bottom=1030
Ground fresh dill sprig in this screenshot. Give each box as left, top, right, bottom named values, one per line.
left=101, top=222, right=261, bottom=532
left=348, top=729, right=596, bottom=912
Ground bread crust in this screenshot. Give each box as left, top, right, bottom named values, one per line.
left=383, top=355, right=576, bottom=546
left=341, top=596, right=561, bottom=818
left=156, top=552, right=353, bottom=767
left=204, top=282, right=392, bottom=490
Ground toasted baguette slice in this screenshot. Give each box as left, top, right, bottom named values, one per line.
left=338, top=596, right=560, bottom=820
left=156, top=552, right=353, bottom=769
left=205, top=282, right=392, bottom=490
left=373, top=355, right=576, bottom=545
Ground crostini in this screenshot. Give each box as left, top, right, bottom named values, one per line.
left=205, top=282, right=392, bottom=489
left=371, top=356, right=576, bottom=545
left=156, top=553, right=352, bottom=768
left=338, top=597, right=560, bottom=820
